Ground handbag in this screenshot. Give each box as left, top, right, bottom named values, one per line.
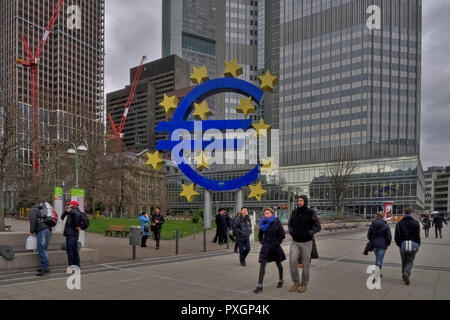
left=144, top=224, right=150, bottom=233
left=363, top=241, right=373, bottom=255
left=26, top=235, right=38, bottom=250
left=401, top=240, right=419, bottom=253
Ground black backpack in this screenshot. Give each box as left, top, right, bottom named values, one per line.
left=39, top=202, right=58, bottom=228
left=79, top=210, right=90, bottom=230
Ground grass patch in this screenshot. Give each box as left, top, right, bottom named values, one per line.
left=87, top=217, right=211, bottom=240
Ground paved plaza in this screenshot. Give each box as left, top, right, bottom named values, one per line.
left=0, top=225, right=449, bottom=300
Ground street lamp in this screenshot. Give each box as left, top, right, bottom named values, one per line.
left=66, top=140, right=88, bottom=188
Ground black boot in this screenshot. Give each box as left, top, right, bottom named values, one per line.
left=277, top=280, right=284, bottom=288
left=253, top=286, right=263, bottom=294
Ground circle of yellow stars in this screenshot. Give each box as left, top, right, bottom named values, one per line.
left=150, top=60, right=278, bottom=202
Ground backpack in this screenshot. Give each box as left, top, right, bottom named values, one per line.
left=39, top=202, right=58, bottom=228
left=79, top=210, right=90, bottom=230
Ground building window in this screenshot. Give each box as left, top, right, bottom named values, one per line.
left=182, top=33, right=216, bottom=56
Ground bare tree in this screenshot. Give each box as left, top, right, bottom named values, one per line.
left=0, top=95, right=19, bottom=231
left=94, top=139, right=140, bottom=217
left=325, top=149, right=359, bottom=217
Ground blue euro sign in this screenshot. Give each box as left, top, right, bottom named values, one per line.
left=156, top=78, right=264, bottom=191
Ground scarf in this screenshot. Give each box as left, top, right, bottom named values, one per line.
left=259, top=215, right=276, bottom=232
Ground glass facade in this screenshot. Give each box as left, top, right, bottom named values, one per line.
left=279, top=156, right=424, bottom=215
left=166, top=164, right=290, bottom=221
left=220, top=0, right=259, bottom=120
left=163, top=0, right=425, bottom=217
left=162, top=0, right=217, bottom=79
left=277, top=0, right=422, bottom=166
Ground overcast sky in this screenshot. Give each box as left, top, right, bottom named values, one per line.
left=104, top=0, right=450, bottom=170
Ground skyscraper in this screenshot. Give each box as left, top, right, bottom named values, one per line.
left=263, top=0, right=424, bottom=214
left=162, top=0, right=217, bottom=78
left=0, top=0, right=105, bottom=166
left=216, top=0, right=260, bottom=120
left=106, top=55, right=190, bottom=153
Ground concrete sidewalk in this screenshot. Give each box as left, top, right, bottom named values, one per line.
left=1, top=226, right=449, bottom=300
left=4, top=218, right=368, bottom=265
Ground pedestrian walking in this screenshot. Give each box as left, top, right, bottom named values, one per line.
left=367, top=212, right=392, bottom=274
left=297, top=209, right=321, bottom=267
left=233, top=211, right=241, bottom=253
left=253, top=208, right=286, bottom=294
left=421, top=214, right=431, bottom=238
left=432, top=214, right=448, bottom=239
left=232, top=207, right=252, bottom=266
left=151, top=207, right=165, bottom=249
left=61, top=201, right=82, bottom=268
left=214, top=208, right=228, bottom=245
left=395, top=207, right=421, bottom=285
left=138, top=211, right=150, bottom=247
left=225, top=212, right=236, bottom=244
left=29, top=202, right=54, bottom=276
left=288, top=195, right=321, bottom=293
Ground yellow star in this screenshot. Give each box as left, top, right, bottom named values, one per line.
left=224, top=58, right=243, bottom=78
left=159, top=94, right=179, bottom=114
left=180, top=183, right=199, bottom=203
left=190, top=65, right=209, bottom=84
left=258, top=70, right=278, bottom=92
left=193, top=101, right=212, bottom=120
left=261, top=157, right=278, bottom=176
left=236, top=97, right=256, bottom=118
left=248, top=182, right=267, bottom=201
left=146, top=151, right=165, bottom=171
left=252, top=119, right=271, bottom=137
left=194, top=151, right=212, bottom=170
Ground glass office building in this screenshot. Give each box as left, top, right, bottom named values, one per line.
left=268, top=0, right=424, bottom=214
left=162, top=0, right=217, bottom=79
left=165, top=164, right=290, bottom=221
left=163, top=0, right=424, bottom=216
left=216, top=0, right=260, bottom=120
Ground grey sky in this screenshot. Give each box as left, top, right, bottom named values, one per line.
left=105, top=0, right=162, bottom=93
left=105, top=0, right=450, bottom=170
left=421, top=0, right=450, bottom=169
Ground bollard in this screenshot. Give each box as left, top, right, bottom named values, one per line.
left=203, top=228, right=206, bottom=252
left=176, top=229, right=180, bottom=255
left=226, top=227, right=230, bottom=249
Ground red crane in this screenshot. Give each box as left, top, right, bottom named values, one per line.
left=16, top=0, right=66, bottom=177
left=108, top=56, right=147, bottom=146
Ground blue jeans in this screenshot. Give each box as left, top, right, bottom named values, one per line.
left=373, top=248, right=386, bottom=268
left=66, top=235, right=80, bottom=267
left=37, top=228, right=52, bottom=271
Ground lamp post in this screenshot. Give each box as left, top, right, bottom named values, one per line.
left=66, top=140, right=88, bottom=188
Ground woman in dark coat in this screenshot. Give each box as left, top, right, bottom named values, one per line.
left=367, top=211, right=392, bottom=272
left=253, top=208, right=286, bottom=294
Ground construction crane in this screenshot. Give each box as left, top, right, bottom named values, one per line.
left=108, top=56, right=147, bottom=148
left=16, top=0, right=66, bottom=177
